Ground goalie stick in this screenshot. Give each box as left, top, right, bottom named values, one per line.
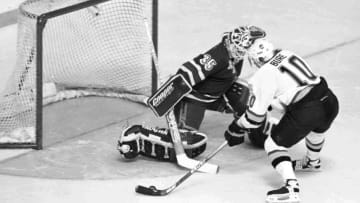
left=143, top=19, right=219, bottom=174
left=135, top=140, right=228, bottom=196
left=166, top=110, right=219, bottom=174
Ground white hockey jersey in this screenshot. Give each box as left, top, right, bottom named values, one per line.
left=238, top=49, right=321, bottom=129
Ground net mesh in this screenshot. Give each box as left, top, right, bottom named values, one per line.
left=0, top=0, right=155, bottom=146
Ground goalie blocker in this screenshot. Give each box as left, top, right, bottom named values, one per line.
left=147, top=74, right=192, bottom=117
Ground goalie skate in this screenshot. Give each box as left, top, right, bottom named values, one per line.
left=266, top=179, right=300, bottom=203
left=292, top=156, right=321, bottom=172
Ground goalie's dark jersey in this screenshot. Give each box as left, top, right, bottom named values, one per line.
left=176, top=41, right=244, bottom=103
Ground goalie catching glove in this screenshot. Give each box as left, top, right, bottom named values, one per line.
left=117, top=125, right=207, bottom=162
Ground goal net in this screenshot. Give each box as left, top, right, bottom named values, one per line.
left=0, top=0, right=158, bottom=149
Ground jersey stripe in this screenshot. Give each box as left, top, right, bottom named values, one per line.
left=183, top=61, right=202, bottom=83
left=186, top=93, right=219, bottom=103
left=267, top=149, right=291, bottom=168
left=179, top=66, right=196, bottom=86
left=189, top=60, right=206, bottom=80
left=244, top=108, right=266, bottom=126
left=305, top=138, right=325, bottom=152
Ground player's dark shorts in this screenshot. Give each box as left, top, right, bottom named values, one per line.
left=271, top=77, right=339, bottom=148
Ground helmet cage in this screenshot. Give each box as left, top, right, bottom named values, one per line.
left=230, top=26, right=252, bottom=49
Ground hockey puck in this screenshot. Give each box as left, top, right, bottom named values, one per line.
left=119, top=144, right=131, bottom=153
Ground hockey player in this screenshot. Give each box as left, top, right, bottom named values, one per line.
left=173, top=25, right=266, bottom=130
left=118, top=25, right=266, bottom=161
left=223, top=38, right=339, bottom=203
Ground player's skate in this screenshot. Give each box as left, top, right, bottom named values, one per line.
left=266, top=179, right=300, bottom=203
left=292, top=156, right=321, bottom=172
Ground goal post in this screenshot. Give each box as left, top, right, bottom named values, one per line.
left=0, top=0, right=158, bottom=149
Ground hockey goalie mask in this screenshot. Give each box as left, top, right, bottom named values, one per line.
left=247, top=38, right=275, bottom=68
left=225, top=26, right=267, bottom=61
left=225, top=26, right=251, bottom=60
left=232, top=27, right=252, bottom=47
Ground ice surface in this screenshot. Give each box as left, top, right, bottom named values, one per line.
left=0, top=0, right=360, bottom=202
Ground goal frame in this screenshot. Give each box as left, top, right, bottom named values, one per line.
left=0, top=0, right=158, bottom=150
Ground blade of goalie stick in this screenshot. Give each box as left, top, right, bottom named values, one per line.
left=135, top=141, right=228, bottom=196
left=166, top=110, right=219, bottom=174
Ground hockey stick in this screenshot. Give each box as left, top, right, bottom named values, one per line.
left=143, top=19, right=219, bottom=174
left=166, top=110, right=219, bottom=174
left=135, top=140, right=228, bottom=196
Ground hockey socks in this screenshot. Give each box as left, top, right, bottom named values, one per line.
left=305, top=136, right=325, bottom=160
left=292, top=135, right=324, bottom=171
left=117, top=124, right=207, bottom=162
left=275, top=161, right=297, bottom=180
left=265, top=137, right=300, bottom=202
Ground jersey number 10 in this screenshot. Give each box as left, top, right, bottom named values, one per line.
left=279, top=55, right=317, bottom=86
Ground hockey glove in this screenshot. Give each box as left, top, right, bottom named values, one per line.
left=224, top=120, right=247, bottom=147
left=225, top=80, right=250, bottom=118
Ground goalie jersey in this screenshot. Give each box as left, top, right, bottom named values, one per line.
left=176, top=41, right=244, bottom=103
left=238, top=49, right=321, bottom=128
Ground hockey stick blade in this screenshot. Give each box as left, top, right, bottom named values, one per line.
left=135, top=185, right=162, bottom=196
left=135, top=141, right=228, bottom=196
left=176, top=154, right=219, bottom=174
left=135, top=185, right=173, bottom=196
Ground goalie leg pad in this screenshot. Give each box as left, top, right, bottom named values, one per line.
left=117, top=125, right=142, bottom=159
left=117, top=124, right=207, bottom=162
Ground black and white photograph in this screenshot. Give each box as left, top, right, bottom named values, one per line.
left=0, top=0, right=359, bottom=202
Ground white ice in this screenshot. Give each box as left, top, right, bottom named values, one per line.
left=0, top=0, right=360, bottom=202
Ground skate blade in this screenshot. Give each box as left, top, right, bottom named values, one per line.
left=266, top=194, right=300, bottom=203
left=295, top=167, right=322, bottom=172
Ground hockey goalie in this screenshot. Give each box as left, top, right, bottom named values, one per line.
left=118, top=25, right=266, bottom=164
left=116, top=75, right=252, bottom=163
